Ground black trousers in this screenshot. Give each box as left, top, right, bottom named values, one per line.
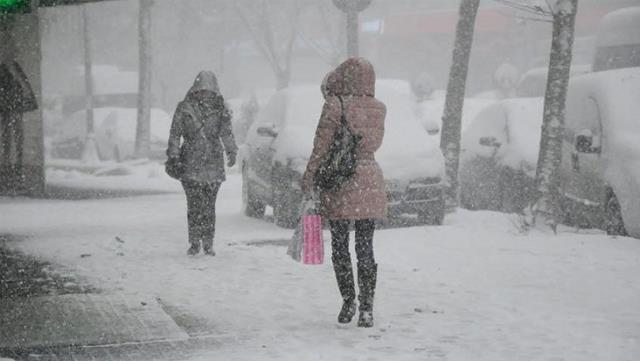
left=182, top=180, right=221, bottom=249
left=329, top=219, right=376, bottom=265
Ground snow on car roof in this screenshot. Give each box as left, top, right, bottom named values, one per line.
left=596, top=7, right=640, bottom=48
left=267, top=81, right=444, bottom=181
left=462, top=98, right=544, bottom=175
left=570, top=67, right=640, bottom=131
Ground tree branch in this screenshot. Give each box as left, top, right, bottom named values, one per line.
left=234, top=2, right=279, bottom=71
left=493, top=0, right=553, bottom=18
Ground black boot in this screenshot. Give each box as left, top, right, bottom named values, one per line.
left=203, top=237, right=215, bottom=256
left=357, top=262, right=377, bottom=328
left=333, top=256, right=356, bottom=323
left=203, top=245, right=216, bottom=256
left=187, top=242, right=200, bottom=256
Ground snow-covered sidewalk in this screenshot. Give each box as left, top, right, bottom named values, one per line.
left=1, top=174, right=639, bottom=360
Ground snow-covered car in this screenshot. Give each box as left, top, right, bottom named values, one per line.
left=558, top=7, right=640, bottom=238
left=418, top=92, right=496, bottom=135
left=240, top=80, right=446, bottom=228
left=459, top=98, right=544, bottom=212
left=459, top=66, right=590, bottom=213
left=51, top=107, right=172, bottom=161
left=516, top=65, right=591, bottom=98
left=559, top=67, right=640, bottom=237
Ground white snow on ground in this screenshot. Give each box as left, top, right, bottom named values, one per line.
left=1, top=174, right=640, bottom=360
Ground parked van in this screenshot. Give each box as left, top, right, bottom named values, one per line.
left=559, top=7, right=640, bottom=238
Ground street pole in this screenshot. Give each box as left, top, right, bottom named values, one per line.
left=81, top=5, right=98, bottom=163
left=332, top=0, right=372, bottom=58
left=346, top=10, right=358, bottom=57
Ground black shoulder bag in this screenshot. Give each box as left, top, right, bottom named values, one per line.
left=314, top=97, right=363, bottom=192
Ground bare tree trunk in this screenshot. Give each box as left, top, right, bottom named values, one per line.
left=276, top=70, right=290, bottom=91
left=440, top=0, right=480, bottom=206
left=135, top=0, right=153, bottom=159
left=533, top=0, right=579, bottom=230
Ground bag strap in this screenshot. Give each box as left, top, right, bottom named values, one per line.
left=187, top=100, right=225, bottom=141
left=337, top=96, right=347, bottom=126
left=194, top=103, right=211, bottom=141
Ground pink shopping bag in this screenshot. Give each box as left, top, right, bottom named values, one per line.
left=303, top=214, right=324, bottom=265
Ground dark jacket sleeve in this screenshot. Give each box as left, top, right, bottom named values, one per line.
left=219, top=105, right=238, bottom=156
left=167, top=102, right=186, bottom=159
left=302, top=98, right=340, bottom=193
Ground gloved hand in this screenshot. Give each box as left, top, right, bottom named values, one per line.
left=227, top=152, right=237, bottom=168
left=165, top=156, right=184, bottom=180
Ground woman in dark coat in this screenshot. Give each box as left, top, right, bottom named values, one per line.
left=302, top=58, right=387, bottom=327
left=167, top=71, right=238, bottom=256
left=0, top=31, right=38, bottom=191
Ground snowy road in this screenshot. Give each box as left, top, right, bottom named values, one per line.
left=1, top=174, right=639, bottom=360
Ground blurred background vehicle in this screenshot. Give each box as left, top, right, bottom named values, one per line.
left=239, top=80, right=446, bottom=228
left=51, top=106, right=171, bottom=162
left=458, top=6, right=640, bottom=220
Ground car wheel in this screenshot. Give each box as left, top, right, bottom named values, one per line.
left=605, top=190, right=627, bottom=236
left=418, top=196, right=445, bottom=225
left=460, top=185, right=474, bottom=210
left=499, top=168, right=532, bottom=214
left=242, top=166, right=266, bottom=219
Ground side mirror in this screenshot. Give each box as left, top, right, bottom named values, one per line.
left=575, top=131, right=600, bottom=154
left=479, top=136, right=501, bottom=148
left=575, top=135, right=592, bottom=153
left=257, top=126, right=278, bottom=138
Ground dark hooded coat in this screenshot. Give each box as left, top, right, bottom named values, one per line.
left=303, top=58, right=387, bottom=220
left=167, top=71, right=238, bottom=183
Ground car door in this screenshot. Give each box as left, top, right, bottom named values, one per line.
left=561, top=96, right=606, bottom=224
